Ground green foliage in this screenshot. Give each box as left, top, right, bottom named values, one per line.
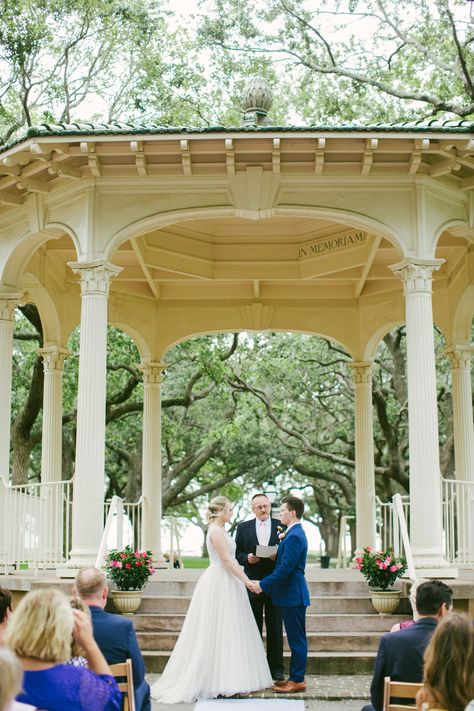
left=355, top=546, right=407, bottom=591
left=105, top=544, right=154, bottom=591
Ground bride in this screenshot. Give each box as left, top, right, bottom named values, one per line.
left=151, top=496, right=273, bottom=703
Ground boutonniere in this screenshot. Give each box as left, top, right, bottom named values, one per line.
left=277, top=525, right=287, bottom=541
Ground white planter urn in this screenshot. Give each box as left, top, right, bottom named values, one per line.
left=111, top=589, right=143, bottom=615
left=369, top=589, right=402, bottom=615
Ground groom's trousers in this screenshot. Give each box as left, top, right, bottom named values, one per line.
left=250, top=593, right=284, bottom=679
left=279, top=605, right=307, bottom=682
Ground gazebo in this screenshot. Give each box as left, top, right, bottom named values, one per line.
left=0, top=80, right=473, bottom=573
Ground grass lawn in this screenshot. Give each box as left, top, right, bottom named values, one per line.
left=181, top=556, right=210, bottom=568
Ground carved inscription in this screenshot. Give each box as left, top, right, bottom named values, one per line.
left=298, top=231, right=366, bottom=259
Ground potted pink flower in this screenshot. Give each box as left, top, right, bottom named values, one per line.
left=355, top=546, right=407, bottom=614
left=105, top=545, right=155, bottom=614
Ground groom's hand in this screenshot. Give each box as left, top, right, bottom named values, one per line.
left=251, top=582, right=263, bottom=594
left=248, top=554, right=260, bottom=564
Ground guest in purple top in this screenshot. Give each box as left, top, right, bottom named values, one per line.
left=5, top=588, right=121, bottom=711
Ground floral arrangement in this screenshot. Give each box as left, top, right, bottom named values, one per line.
left=105, top=545, right=155, bottom=591
left=355, top=546, right=407, bottom=591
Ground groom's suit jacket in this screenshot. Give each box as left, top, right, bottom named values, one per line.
left=259, top=523, right=310, bottom=608
left=235, top=517, right=280, bottom=596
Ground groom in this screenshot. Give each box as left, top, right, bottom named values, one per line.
left=250, top=495, right=310, bottom=693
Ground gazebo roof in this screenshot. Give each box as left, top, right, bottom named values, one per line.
left=1, top=117, right=474, bottom=153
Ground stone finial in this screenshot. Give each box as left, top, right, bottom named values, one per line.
left=241, top=76, right=273, bottom=127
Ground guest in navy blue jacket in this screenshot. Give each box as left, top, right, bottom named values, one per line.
left=362, top=579, right=453, bottom=711
left=74, top=567, right=151, bottom=711
left=251, top=495, right=310, bottom=694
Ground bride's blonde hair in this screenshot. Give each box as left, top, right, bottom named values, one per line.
left=206, top=496, right=232, bottom=522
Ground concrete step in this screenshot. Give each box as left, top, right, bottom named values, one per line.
left=137, top=594, right=411, bottom=615
left=141, top=579, right=378, bottom=597
left=136, top=630, right=382, bottom=652
left=133, top=611, right=410, bottom=633
left=143, top=650, right=376, bottom=675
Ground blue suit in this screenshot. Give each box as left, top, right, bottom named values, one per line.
left=90, top=606, right=151, bottom=711
left=259, top=522, right=310, bottom=682
left=362, top=617, right=438, bottom=711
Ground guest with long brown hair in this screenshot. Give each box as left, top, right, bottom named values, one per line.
left=416, top=612, right=474, bottom=711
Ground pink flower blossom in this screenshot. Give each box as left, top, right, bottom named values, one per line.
left=141, top=552, right=147, bottom=558
left=384, top=557, right=392, bottom=565
left=120, top=553, right=126, bottom=558
left=355, top=557, right=363, bottom=563
left=116, top=561, right=122, bottom=568
left=390, top=565, right=398, bottom=572
left=134, top=551, right=140, bottom=558
left=125, top=563, right=131, bottom=569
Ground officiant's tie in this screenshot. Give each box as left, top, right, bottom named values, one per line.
left=258, top=521, right=269, bottom=546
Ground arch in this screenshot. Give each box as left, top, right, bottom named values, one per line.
left=161, top=326, right=353, bottom=364
left=0, top=224, right=80, bottom=288
left=431, top=219, right=474, bottom=255
left=18, top=273, right=62, bottom=345
left=104, top=205, right=407, bottom=261
left=363, top=320, right=406, bottom=361
left=452, top=284, right=474, bottom=345
left=108, top=320, right=152, bottom=362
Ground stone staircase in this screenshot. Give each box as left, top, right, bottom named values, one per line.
left=132, top=575, right=411, bottom=675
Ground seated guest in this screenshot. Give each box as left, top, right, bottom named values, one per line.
left=416, top=613, right=474, bottom=711
left=362, top=579, right=453, bottom=711
left=0, top=587, right=12, bottom=645
left=0, top=647, right=36, bottom=711
left=390, top=579, right=427, bottom=633
left=4, top=588, right=121, bottom=711
left=74, top=566, right=151, bottom=711
left=67, top=596, right=91, bottom=668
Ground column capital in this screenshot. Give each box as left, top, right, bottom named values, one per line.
left=139, top=361, right=167, bottom=385
left=0, top=292, right=22, bottom=321
left=389, top=258, right=444, bottom=294
left=68, top=260, right=122, bottom=296
left=348, top=361, right=375, bottom=384
left=445, top=346, right=473, bottom=371
left=38, top=346, right=72, bottom=373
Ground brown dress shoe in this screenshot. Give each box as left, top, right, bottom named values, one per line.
left=272, top=679, right=288, bottom=687
left=272, top=680, right=306, bottom=693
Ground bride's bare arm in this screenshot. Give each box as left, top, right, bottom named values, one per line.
left=210, top=527, right=254, bottom=589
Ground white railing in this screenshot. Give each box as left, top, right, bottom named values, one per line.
left=376, top=493, right=410, bottom=557
left=103, top=496, right=143, bottom=553
left=377, top=478, right=474, bottom=567
left=0, top=476, right=73, bottom=572
left=442, top=477, right=474, bottom=565
left=336, top=515, right=354, bottom=568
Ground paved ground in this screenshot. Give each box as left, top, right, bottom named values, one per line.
left=147, top=674, right=371, bottom=708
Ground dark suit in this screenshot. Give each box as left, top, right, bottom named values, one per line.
left=235, top=517, right=284, bottom=679
left=89, top=605, right=151, bottom=711
left=259, top=523, right=310, bottom=683
left=362, top=617, right=438, bottom=711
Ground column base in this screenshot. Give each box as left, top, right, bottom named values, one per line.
left=68, top=547, right=101, bottom=568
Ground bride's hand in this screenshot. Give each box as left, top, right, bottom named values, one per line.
left=246, top=579, right=256, bottom=592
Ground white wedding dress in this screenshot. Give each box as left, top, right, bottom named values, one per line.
left=151, top=523, right=273, bottom=703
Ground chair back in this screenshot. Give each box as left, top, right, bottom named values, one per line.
left=110, top=659, right=136, bottom=711
left=383, top=676, right=423, bottom=711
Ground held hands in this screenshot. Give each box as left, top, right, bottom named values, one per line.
left=246, top=580, right=263, bottom=594
left=248, top=554, right=261, bottom=564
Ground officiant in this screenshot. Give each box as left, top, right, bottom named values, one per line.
left=235, top=493, right=285, bottom=683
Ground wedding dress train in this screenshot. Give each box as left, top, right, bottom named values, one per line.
left=151, top=523, right=273, bottom=703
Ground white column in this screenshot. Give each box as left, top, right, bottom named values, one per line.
left=446, top=347, right=474, bottom=561
left=349, top=361, right=376, bottom=553
left=68, top=260, right=121, bottom=566
left=0, top=294, right=21, bottom=479
left=139, top=361, right=166, bottom=561
left=38, top=346, right=71, bottom=483
left=390, top=258, right=446, bottom=569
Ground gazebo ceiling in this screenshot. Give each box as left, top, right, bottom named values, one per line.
left=33, top=215, right=469, bottom=302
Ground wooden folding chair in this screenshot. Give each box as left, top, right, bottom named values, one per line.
left=383, top=676, right=423, bottom=711
left=110, top=659, right=136, bottom=711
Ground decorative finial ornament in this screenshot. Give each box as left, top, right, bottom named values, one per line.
left=241, top=76, right=273, bottom=127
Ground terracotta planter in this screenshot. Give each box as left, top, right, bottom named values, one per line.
left=370, top=589, right=402, bottom=615
left=111, top=590, right=143, bottom=614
